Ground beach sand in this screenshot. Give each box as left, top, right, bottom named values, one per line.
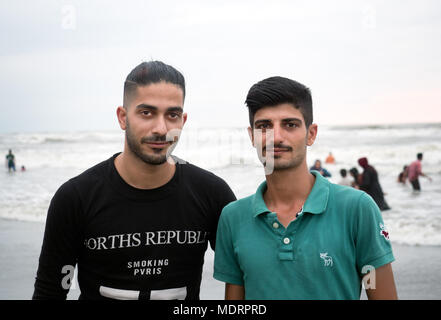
left=0, top=218, right=440, bottom=300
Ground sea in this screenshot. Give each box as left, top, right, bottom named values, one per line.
left=1, top=123, right=441, bottom=247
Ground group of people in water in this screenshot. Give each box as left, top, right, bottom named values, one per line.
left=310, top=153, right=391, bottom=211
left=312, top=152, right=432, bottom=212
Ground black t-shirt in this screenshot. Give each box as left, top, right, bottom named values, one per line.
left=33, top=153, right=236, bottom=300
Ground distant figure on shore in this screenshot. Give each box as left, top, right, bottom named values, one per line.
left=338, top=169, right=352, bottom=186
left=5, top=149, right=16, bottom=172
left=407, top=153, right=432, bottom=191
left=397, top=165, right=408, bottom=184
left=358, top=157, right=391, bottom=211
left=325, top=152, right=335, bottom=164
left=21, top=165, right=26, bottom=172
left=349, top=167, right=360, bottom=189
left=310, top=159, right=332, bottom=178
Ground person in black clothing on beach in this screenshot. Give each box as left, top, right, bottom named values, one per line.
left=358, top=157, right=390, bottom=211
left=32, top=61, right=236, bottom=300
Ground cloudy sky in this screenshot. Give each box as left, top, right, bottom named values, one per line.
left=0, top=0, right=440, bottom=133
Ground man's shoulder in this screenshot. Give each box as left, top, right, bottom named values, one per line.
left=329, top=182, right=366, bottom=206
left=331, top=182, right=382, bottom=216
left=57, top=156, right=112, bottom=197
left=409, top=160, right=420, bottom=168
left=71, top=157, right=110, bottom=184
left=220, top=194, right=255, bottom=220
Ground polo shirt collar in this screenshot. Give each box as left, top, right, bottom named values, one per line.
left=252, top=170, right=330, bottom=218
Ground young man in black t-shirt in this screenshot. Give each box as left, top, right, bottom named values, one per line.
left=33, top=61, right=236, bottom=300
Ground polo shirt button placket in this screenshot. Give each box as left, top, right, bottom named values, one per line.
left=278, top=235, right=294, bottom=261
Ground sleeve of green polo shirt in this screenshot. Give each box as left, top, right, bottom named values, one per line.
left=213, top=205, right=244, bottom=286
left=355, top=193, right=395, bottom=274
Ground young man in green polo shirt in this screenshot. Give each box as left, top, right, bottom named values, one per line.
left=213, top=76, right=397, bottom=300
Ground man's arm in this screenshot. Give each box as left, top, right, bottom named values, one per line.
left=225, top=283, right=245, bottom=300
left=420, top=171, right=432, bottom=181
left=33, top=181, right=82, bottom=299
left=365, top=263, right=398, bottom=300
left=355, top=193, right=396, bottom=300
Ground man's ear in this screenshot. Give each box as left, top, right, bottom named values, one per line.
left=306, top=123, right=318, bottom=146
left=247, top=126, right=255, bottom=148
left=182, top=112, right=188, bottom=127
left=117, top=106, right=127, bottom=130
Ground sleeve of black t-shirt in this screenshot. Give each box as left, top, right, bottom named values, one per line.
left=32, top=180, right=84, bottom=300
left=208, top=177, right=236, bottom=251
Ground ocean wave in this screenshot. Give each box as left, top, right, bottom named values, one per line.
left=329, top=122, right=441, bottom=131
left=43, top=137, right=74, bottom=143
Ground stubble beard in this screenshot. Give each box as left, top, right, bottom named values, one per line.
left=263, top=135, right=308, bottom=172
left=125, top=119, right=169, bottom=166
left=265, top=146, right=307, bottom=171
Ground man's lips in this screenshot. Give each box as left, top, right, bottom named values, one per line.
left=265, top=147, right=291, bottom=153
left=144, top=141, right=171, bottom=148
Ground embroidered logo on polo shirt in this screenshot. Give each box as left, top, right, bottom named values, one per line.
left=379, top=223, right=390, bottom=241
left=319, top=252, right=333, bottom=267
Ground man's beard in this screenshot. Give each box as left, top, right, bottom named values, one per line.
left=125, top=120, right=174, bottom=166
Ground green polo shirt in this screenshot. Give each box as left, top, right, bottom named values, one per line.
left=213, top=171, right=394, bottom=300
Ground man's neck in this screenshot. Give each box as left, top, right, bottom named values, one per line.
left=114, top=150, right=176, bottom=190
left=264, top=162, right=315, bottom=212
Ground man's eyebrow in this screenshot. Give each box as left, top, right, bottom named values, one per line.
left=254, top=119, right=272, bottom=126
left=135, top=104, right=157, bottom=110
left=167, top=107, right=184, bottom=113
left=282, top=118, right=303, bottom=123
left=134, top=105, right=183, bottom=113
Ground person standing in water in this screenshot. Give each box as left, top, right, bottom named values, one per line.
left=349, top=167, right=360, bottom=189
left=5, top=149, right=16, bottom=172
left=407, top=153, right=432, bottom=191
left=310, top=159, right=332, bottom=178
left=325, top=152, right=335, bottom=164
left=358, top=157, right=391, bottom=211
left=338, top=169, right=352, bottom=186
left=397, top=165, right=408, bottom=184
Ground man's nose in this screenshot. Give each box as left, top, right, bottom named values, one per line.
left=268, top=125, right=284, bottom=145
left=151, top=116, right=168, bottom=136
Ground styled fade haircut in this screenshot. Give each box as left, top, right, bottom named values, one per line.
left=245, top=76, right=313, bottom=128
left=123, top=61, right=186, bottom=108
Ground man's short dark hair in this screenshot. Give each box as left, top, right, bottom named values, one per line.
left=417, top=153, right=423, bottom=160
left=123, top=61, right=185, bottom=107
left=245, top=76, right=313, bottom=128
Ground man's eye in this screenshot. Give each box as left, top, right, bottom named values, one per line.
left=257, top=123, right=271, bottom=129
left=141, top=110, right=151, bottom=116
left=169, top=113, right=180, bottom=119
left=286, top=123, right=298, bottom=128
